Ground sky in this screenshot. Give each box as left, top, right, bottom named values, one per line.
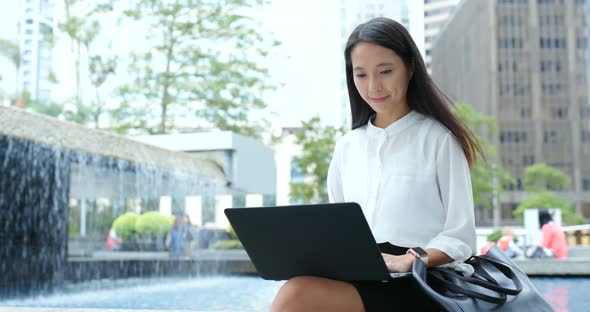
left=0, top=0, right=423, bottom=129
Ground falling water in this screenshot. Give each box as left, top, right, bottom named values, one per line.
left=1, top=107, right=232, bottom=299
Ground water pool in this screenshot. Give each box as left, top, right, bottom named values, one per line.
left=1, top=276, right=588, bottom=311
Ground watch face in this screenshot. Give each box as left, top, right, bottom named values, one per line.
left=412, top=247, right=428, bottom=257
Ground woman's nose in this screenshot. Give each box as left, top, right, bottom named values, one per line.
left=368, top=76, right=382, bottom=92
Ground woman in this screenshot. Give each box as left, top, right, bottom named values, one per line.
left=497, top=226, right=524, bottom=258
left=271, top=17, right=481, bottom=312
left=538, top=209, right=567, bottom=259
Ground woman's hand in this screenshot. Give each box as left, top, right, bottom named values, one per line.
left=381, top=253, right=415, bottom=273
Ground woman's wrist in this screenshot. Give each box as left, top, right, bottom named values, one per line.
left=404, top=253, right=417, bottom=263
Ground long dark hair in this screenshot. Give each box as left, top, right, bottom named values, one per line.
left=538, top=209, right=553, bottom=228
left=344, top=17, right=482, bottom=167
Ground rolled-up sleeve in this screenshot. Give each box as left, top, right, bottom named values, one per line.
left=327, top=140, right=344, bottom=203
left=426, top=133, right=476, bottom=262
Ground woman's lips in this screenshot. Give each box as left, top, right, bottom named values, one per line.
left=369, top=96, right=389, bottom=104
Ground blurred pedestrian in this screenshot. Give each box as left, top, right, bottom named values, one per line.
left=166, top=216, right=187, bottom=260
left=538, top=209, right=568, bottom=259
left=497, top=227, right=523, bottom=258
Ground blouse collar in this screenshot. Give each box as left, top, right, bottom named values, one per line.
left=367, top=110, right=420, bottom=138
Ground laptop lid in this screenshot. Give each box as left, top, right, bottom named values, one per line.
left=224, top=202, right=398, bottom=281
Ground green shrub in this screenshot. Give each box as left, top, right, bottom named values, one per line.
left=112, top=213, right=140, bottom=240
left=486, top=230, right=502, bottom=242
left=209, top=240, right=243, bottom=250
left=135, top=211, right=174, bottom=238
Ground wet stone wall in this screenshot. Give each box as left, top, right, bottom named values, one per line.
left=0, top=136, right=70, bottom=297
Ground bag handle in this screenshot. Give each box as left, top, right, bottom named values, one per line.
left=469, top=256, right=523, bottom=295
left=428, top=255, right=523, bottom=302
left=428, top=270, right=508, bottom=304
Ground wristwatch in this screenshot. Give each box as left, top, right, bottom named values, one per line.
left=407, top=247, right=429, bottom=265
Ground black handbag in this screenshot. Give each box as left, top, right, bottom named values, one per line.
left=411, top=246, right=554, bottom=311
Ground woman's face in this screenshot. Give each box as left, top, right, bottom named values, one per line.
left=350, top=42, right=411, bottom=118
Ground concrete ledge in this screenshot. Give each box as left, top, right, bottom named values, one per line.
left=514, top=258, right=590, bottom=276
left=66, top=251, right=255, bottom=283
left=0, top=106, right=224, bottom=180
left=68, top=249, right=590, bottom=278
left=69, top=250, right=250, bottom=262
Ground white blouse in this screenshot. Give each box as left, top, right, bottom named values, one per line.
left=327, top=110, right=476, bottom=262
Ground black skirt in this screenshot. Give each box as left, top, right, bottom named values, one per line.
left=349, top=243, right=439, bottom=312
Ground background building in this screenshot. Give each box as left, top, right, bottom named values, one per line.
left=423, top=0, right=460, bottom=72
left=133, top=131, right=276, bottom=228
left=17, top=0, right=54, bottom=101
left=431, top=0, right=590, bottom=223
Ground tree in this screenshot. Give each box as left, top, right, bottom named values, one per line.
left=56, top=0, right=118, bottom=128
left=453, top=103, right=514, bottom=220
left=0, top=39, right=21, bottom=99
left=514, top=191, right=586, bottom=225
left=514, top=163, right=586, bottom=225
left=117, top=0, right=279, bottom=136
left=289, top=117, right=344, bottom=204
left=523, top=163, right=571, bottom=192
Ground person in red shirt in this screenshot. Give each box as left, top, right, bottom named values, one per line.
left=538, top=209, right=568, bottom=259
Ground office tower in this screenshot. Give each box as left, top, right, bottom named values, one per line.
left=18, top=0, right=54, bottom=101
left=431, top=0, right=590, bottom=222
left=423, top=0, right=460, bottom=72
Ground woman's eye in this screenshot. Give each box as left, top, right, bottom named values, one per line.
left=355, top=74, right=366, bottom=78
left=380, top=70, right=392, bottom=75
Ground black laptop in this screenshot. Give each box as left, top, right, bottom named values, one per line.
left=224, top=202, right=410, bottom=281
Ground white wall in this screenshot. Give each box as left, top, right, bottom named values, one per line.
left=231, top=132, right=276, bottom=195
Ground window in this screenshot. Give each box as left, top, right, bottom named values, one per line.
left=544, top=130, right=558, bottom=143
left=540, top=60, right=562, bottom=72
left=577, top=37, right=588, bottom=49
left=583, top=178, right=590, bottom=191
left=582, top=130, right=590, bottom=143
left=550, top=107, right=568, bottom=119
left=540, top=37, right=566, bottom=49
left=500, top=83, right=528, bottom=96
left=498, top=60, right=518, bottom=72
left=540, top=15, right=564, bottom=25
left=523, top=155, right=535, bottom=166
left=521, top=107, right=532, bottom=118
left=542, top=83, right=563, bottom=95
left=499, top=37, right=524, bottom=49
left=500, top=131, right=528, bottom=143
left=425, top=7, right=452, bottom=17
